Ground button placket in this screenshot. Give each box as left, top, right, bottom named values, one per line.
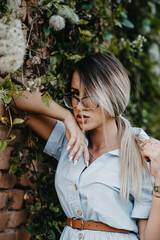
left=67, top=162, right=85, bottom=219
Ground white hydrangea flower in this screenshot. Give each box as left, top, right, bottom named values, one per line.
left=7, top=0, right=21, bottom=19
left=0, top=40, right=14, bottom=55
left=7, top=27, right=24, bottom=42
left=7, top=0, right=21, bottom=7
left=148, top=43, right=160, bottom=62
left=8, top=19, right=22, bottom=29
left=0, top=22, right=8, bottom=39
left=0, top=54, right=23, bottom=72
left=58, top=9, right=79, bottom=24
left=49, top=15, right=65, bottom=31
left=0, top=18, right=26, bottom=73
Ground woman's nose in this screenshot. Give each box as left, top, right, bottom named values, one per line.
left=76, top=100, right=84, bottom=110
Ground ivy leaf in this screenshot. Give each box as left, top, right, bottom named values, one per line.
left=115, top=19, right=122, bottom=28
left=104, top=33, right=113, bottom=41
left=49, top=229, right=56, bottom=238
left=79, top=19, right=88, bottom=25
left=0, top=75, right=12, bottom=90
left=66, top=54, right=84, bottom=60
left=13, top=118, right=24, bottom=125
left=35, top=202, right=42, bottom=211
left=0, top=140, right=7, bottom=152
left=43, top=25, right=50, bottom=38
left=9, top=164, right=19, bottom=174
left=3, top=95, right=12, bottom=104
left=78, top=27, right=92, bottom=37
left=6, top=135, right=16, bottom=141
left=63, top=6, right=77, bottom=23
left=123, top=19, right=134, bottom=28
left=41, top=92, right=52, bottom=108
left=82, top=4, right=91, bottom=11
left=25, top=223, right=36, bottom=234
left=0, top=116, right=9, bottom=124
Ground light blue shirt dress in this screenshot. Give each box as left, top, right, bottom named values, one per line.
left=43, top=120, right=153, bottom=240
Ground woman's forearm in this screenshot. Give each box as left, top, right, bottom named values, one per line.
left=13, top=91, right=70, bottom=122
left=144, top=177, right=160, bottom=240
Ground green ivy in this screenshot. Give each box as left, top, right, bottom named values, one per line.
left=1, top=0, right=160, bottom=239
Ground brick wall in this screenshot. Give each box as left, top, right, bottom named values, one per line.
left=0, top=103, right=31, bottom=240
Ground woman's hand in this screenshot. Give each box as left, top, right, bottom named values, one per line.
left=142, top=138, right=160, bottom=183
left=63, top=113, right=89, bottom=166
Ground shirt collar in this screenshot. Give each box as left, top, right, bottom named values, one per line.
left=84, top=134, right=119, bottom=157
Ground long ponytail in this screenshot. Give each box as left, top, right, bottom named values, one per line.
left=116, top=115, right=149, bottom=200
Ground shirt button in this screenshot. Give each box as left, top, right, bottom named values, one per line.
left=77, top=209, right=82, bottom=216
left=74, top=184, right=78, bottom=190
left=78, top=233, right=83, bottom=239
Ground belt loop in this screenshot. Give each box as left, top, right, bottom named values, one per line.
left=70, top=218, right=73, bottom=228
left=80, top=219, right=84, bottom=230
left=70, top=217, right=76, bottom=228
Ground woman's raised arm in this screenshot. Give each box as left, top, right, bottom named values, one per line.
left=12, top=91, right=89, bottom=165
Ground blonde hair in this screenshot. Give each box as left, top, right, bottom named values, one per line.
left=74, top=53, right=150, bottom=200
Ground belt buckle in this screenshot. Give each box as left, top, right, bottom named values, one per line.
left=70, top=217, right=84, bottom=230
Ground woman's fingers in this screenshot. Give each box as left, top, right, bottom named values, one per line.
left=67, top=134, right=77, bottom=153
left=83, top=145, right=90, bottom=166
left=141, top=138, right=160, bottom=179
left=68, top=138, right=81, bottom=160
left=141, top=138, right=159, bottom=148
left=73, top=145, right=84, bottom=165
left=64, top=114, right=89, bottom=166
left=69, top=139, right=89, bottom=165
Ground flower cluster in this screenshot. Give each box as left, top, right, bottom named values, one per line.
left=131, top=35, right=147, bottom=53
left=31, top=56, right=41, bottom=65
left=49, top=15, right=65, bottom=31
left=49, top=6, right=79, bottom=32
left=119, top=35, right=146, bottom=53
left=24, top=78, right=44, bottom=93
left=0, top=19, right=26, bottom=73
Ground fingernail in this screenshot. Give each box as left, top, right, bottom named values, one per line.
left=140, top=143, right=143, bottom=147
left=66, top=145, right=71, bottom=151
left=86, top=161, right=89, bottom=167
left=69, top=156, right=73, bottom=161
left=73, top=160, right=77, bottom=165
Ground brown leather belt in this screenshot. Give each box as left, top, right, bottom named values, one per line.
left=66, top=218, right=131, bottom=233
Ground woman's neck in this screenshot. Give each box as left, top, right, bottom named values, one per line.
left=87, top=118, right=119, bottom=152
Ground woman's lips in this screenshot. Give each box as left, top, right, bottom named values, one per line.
left=76, top=114, right=90, bottom=123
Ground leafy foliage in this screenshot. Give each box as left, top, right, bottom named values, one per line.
left=0, top=0, right=160, bottom=239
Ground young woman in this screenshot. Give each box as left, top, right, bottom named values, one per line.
left=13, top=53, right=160, bottom=240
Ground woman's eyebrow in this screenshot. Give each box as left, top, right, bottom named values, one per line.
left=71, top=87, right=79, bottom=91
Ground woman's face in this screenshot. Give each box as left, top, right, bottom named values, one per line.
left=71, top=71, right=109, bottom=131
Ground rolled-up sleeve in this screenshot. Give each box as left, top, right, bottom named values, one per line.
left=43, top=120, right=66, bottom=160
left=131, top=173, right=153, bottom=219
left=131, top=127, right=153, bottom=219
